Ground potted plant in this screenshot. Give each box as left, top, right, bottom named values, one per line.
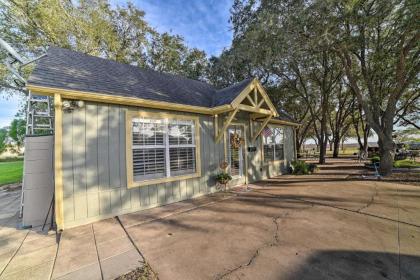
left=215, top=161, right=232, bottom=191
left=215, top=172, right=232, bottom=185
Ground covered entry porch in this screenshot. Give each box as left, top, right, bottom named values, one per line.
left=212, top=78, right=298, bottom=186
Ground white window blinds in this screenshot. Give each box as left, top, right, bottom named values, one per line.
left=263, top=127, right=284, bottom=162
left=132, top=118, right=196, bottom=182
left=168, top=121, right=196, bottom=176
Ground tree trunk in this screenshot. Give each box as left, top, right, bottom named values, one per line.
left=378, top=133, right=395, bottom=176
left=318, top=125, right=327, bottom=164
left=296, top=136, right=301, bottom=157
left=362, top=125, right=370, bottom=154
left=319, top=137, right=326, bottom=164
left=332, top=136, right=340, bottom=158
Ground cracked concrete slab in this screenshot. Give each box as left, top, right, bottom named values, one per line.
left=125, top=172, right=420, bottom=279
left=1, top=160, right=419, bottom=279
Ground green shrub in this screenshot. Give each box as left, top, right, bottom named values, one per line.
left=393, top=159, right=420, bottom=168
left=371, top=156, right=380, bottom=164
left=308, top=163, right=318, bottom=173
left=291, top=160, right=317, bottom=175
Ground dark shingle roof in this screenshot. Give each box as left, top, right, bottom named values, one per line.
left=27, top=47, right=251, bottom=108
left=211, top=78, right=252, bottom=107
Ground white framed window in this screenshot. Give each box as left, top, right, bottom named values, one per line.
left=262, top=126, right=284, bottom=162
left=127, top=112, right=200, bottom=188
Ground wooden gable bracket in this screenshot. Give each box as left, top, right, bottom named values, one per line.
left=237, top=104, right=272, bottom=115
left=256, top=98, right=265, bottom=109
left=246, top=94, right=256, bottom=107
left=231, top=79, right=278, bottom=118
left=254, top=81, right=278, bottom=116
left=251, top=114, right=272, bottom=143
left=253, top=88, right=258, bottom=105
left=215, top=108, right=239, bottom=143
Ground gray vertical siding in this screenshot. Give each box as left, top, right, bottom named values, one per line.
left=247, top=123, right=296, bottom=181
left=61, top=101, right=296, bottom=228
left=22, top=135, right=54, bottom=227
left=62, top=102, right=225, bottom=228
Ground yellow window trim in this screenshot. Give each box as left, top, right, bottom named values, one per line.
left=125, top=110, right=201, bottom=188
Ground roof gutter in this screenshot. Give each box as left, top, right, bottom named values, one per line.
left=254, top=116, right=301, bottom=127
left=26, top=84, right=233, bottom=115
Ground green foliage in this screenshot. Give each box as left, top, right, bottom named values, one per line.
left=290, top=160, right=317, bottom=175
left=393, top=159, right=420, bottom=168
left=0, top=128, right=7, bottom=154
left=0, top=161, right=23, bottom=186
left=209, top=0, right=419, bottom=174
left=0, top=157, right=23, bottom=162
left=9, top=119, right=26, bottom=150
left=395, top=128, right=420, bottom=143
left=215, top=172, right=232, bottom=183
left=0, top=0, right=209, bottom=93
left=371, top=156, right=381, bottom=164
left=148, top=33, right=208, bottom=80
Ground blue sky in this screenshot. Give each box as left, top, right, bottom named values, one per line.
left=136, top=0, right=233, bottom=56
left=0, top=96, right=22, bottom=127
left=0, top=0, right=233, bottom=128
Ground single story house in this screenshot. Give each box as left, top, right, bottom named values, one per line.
left=24, top=47, right=299, bottom=230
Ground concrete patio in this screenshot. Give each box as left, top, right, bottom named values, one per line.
left=1, top=159, right=420, bottom=279
left=0, top=189, right=233, bottom=280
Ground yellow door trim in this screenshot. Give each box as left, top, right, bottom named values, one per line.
left=225, top=123, right=248, bottom=185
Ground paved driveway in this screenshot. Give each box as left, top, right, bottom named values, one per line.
left=121, top=175, right=420, bottom=280
left=1, top=160, right=420, bottom=280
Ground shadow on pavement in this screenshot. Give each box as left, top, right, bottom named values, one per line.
left=284, top=250, right=419, bottom=280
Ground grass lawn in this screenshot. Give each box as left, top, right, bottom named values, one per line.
left=394, top=159, right=420, bottom=168
left=0, top=160, right=23, bottom=186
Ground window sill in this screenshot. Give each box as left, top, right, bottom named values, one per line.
left=127, top=171, right=201, bottom=188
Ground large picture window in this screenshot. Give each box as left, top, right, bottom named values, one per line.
left=262, top=126, right=284, bottom=162
left=127, top=112, right=200, bottom=187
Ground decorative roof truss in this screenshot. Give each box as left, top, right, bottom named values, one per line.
left=215, top=79, right=278, bottom=143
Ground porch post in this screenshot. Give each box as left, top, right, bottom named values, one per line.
left=54, top=93, right=64, bottom=230
left=214, top=114, right=218, bottom=141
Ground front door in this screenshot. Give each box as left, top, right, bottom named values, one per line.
left=227, top=125, right=246, bottom=185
